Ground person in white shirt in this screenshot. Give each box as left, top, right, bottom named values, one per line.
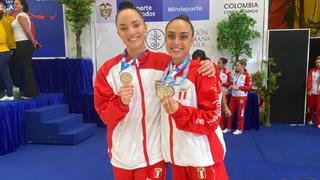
left=11, top=0, right=38, bottom=99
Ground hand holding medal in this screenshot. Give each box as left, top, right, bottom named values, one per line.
left=119, top=72, right=134, bottom=105
left=160, top=94, right=179, bottom=114
left=156, top=85, right=174, bottom=98
left=120, top=72, right=133, bottom=84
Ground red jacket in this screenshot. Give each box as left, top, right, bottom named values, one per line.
left=160, top=60, right=226, bottom=167
left=307, top=68, right=320, bottom=95
left=231, top=69, right=252, bottom=97
left=219, top=67, right=232, bottom=92
left=94, top=50, right=170, bottom=169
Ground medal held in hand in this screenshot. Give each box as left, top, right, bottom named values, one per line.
left=120, top=72, right=133, bottom=84
left=156, top=56, right=191, bottom=98
left=156, top=86, right=167, bottom=97
left=156, top=85, right=174, bottom=98
left=165, top=86, right=174, bottom=96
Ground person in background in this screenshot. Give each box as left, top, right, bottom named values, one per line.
left=217, top=57, right=232, bottom=129
left=192, top=49, right=232, bottom=129
left=0, top=8, right=14, bottom=101
left=306, top=56, right=320, bottom=128
left=160, top=14, right=228, bottom=180
left=223, top=58, right=252, bottom=135
left=0, top=0, right=18, bottom=92
left=94, top=1, right=215, bottom=179
left=0, top=0, right=15, bottom=50
left=11, top=0, right=39, bottom=99
left=192, top=49, right=207, bottom=61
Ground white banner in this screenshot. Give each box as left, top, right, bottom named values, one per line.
left=93, top=0, right=266, bottom=73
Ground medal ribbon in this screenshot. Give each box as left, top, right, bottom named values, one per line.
left=233, top=71, right=243, bottom=86
left=119, top=50, right=146, bottom=74
left=160, top=55, right=191, bottom=87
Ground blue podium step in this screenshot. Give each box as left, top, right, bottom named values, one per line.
left=59, top=124, right=96, bottom=144
left=25, top=104, right=69, bottom=123
left=25, top=104, right=96, bottom=145
left=44, top=114, right=83, bottom=133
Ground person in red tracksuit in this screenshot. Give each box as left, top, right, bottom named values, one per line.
left=159, top=14, right=228, bottom=180
left=223, top=59, right=252, bottom=135
left=306, top=56, right=320, bottom=128
left=94, top=2, right=215, bottom=180
left=217, top=57, right=232, bottom=129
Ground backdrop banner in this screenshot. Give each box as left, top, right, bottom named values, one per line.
left=94, top=0, right=265, bottom=73
left=4, top=0, right=66, bottom=57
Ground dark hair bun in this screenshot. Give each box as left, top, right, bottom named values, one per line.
left=179, top=14, right=190, bottom=21
left=118, top=1, right=134, bottom=11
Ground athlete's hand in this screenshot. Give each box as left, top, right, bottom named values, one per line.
left=229, top=85, right=239, bottom=90
left=160, top=95, right=179, bottom=114
left=224, top=107, right=231, bottom=118
left=198, top=59, right=215, bottom=77
left=119, top=84, right=134, bottom=105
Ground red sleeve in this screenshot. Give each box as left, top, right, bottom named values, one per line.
left=307, top=69, right=313, bottom=91
left=94, top=61, right=129, bottom=126
left=171, top=74, right=221, bottom=135
left=227, top=71, right=232, bottom=87
left=239, top=72, right=252, bottom=91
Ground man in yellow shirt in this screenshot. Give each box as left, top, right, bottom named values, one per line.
left=0, top=0, right=18, bottom=90
left=0, top=0, right=15, bottom=50
left=0, top=8, right=14, bottom=101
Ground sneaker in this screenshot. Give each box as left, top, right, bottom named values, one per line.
left=233, top=129, right=243, bottom=135
left=307, top=121, right=313, bottom=125
left=0, top=95, right=14, bottom=101
left=222, top=128, right=231, bottom=133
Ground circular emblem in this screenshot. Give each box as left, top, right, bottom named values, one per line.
left=146, top=29, right=165, bottom=50
left=156, top=85, right=174, bottom=98
left=120, top=72, right=133, bottom=84
left=156, top=86, right=167, bottom=98
left=98, top=3, right=112, bottom=20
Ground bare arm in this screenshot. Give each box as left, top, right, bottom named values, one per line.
left=18, top=15, right=36, bottom=47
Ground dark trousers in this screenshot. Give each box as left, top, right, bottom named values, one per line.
left=0, top=51, right=13, bottom=96
left=12, top=40, right=38, bottom=97
left=9, top=49, right=19, bottom=87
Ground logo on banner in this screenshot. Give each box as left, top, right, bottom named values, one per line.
left=193, top=28, right=212, bottom=48
left=98, top=2, right=113, bottom=20
left=223, top=1, right=259, bottom=14
left=146, top=29, right=165, bottom=50
left=117, top=0, right=162, bottom=22
left=163, top=0, right=209, bottom=21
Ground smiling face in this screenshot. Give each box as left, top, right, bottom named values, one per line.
left=217, top=59, right=225, bottom=70
left=235, top=61, right=244, bottom=72
left=116, top=9, right=147, bottom=57
left=0, top=2, right=6, bottom=13
left=13, top=0, right=23, bottom=13
left=165, top=19, right=195, bottom=64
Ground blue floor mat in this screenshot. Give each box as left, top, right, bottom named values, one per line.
left=252, top=124, right=320, bottom=168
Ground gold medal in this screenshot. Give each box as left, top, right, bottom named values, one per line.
left=120, top=72, right=132, bottom=84
left=156, top=86, right=167, bottom=97
left=156, top=86, right=175, bottom=98
left=165, top=86, right=175, bottom=96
